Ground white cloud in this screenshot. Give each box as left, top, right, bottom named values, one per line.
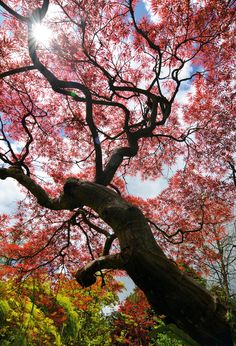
left=176, top=83, right=196, bottom=106
left=0, top=179, right=24, bottom=214
left=126, top=156, right=185, bottom=199
left=126, top=173, right=168, bottom=198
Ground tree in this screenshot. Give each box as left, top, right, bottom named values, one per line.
left=0, top=0, right=235, bottom=344
left=202, top=221, right=236, bottom=302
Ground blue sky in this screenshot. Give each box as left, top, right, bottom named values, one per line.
left=135, top=0, right=149, bottom=21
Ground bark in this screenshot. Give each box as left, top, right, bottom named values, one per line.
left=0, top=172, right=233, bottom=344
left=63, top=179, right=233, bottom=345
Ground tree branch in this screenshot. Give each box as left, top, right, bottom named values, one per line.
left=27, top=16, right=104, bottom=183
left=102, top=234, right=117, bottom=256
left=0, top=66, right=35, bottom=79
left=0, top=0, right=29, bottom=22
left=228, top=161, right=236, bottom=186
left=76, top=252, right=127, bottom=287
left=0, top=167, right=69, bottom=210
left=0, top=0, right=49, bottom=23
left=81, top=212, right=110, bottom=237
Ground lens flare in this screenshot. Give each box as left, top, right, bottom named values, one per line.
left=32, top=23, right=53, bottom=45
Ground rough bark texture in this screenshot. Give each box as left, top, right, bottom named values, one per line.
left=63, top=179, right=233, bottom=346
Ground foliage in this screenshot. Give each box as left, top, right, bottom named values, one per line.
left=0, top=275, right=203, bottom=346
left=0, top=0, right=234, bottom=279
left=111, top=288, right=198, bottom=346
left=0, top=0, right=235, bottom=343
left=0, top=276, right=120, bottom=345
left=0, top=280, right=61, bottom=345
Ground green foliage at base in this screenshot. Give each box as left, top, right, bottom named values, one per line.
left=1, top=276, right=231, bottom=345
left=0, top=276, right=119, bottom=346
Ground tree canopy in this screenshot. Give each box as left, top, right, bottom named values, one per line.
left=0, top=0, right=235, bottom=344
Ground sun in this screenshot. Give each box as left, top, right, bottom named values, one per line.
left=32, top=23, right=53, bottom=45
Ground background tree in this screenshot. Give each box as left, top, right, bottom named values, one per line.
left=202, top=221, right=236, bottom=302
left=0, top=0, right=235, bottom=344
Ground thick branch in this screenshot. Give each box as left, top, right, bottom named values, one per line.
left=0, top=167, right=69, bottom=209
left=102, top=233, right=117, bottom=256
left=0, top=66, right=35, bottom=79
left=0, top=1, right=29, bottom=22
left=62, top=179, right=233, bottom=345
left=35, top=0, right=49, bottom=21
left=76, top=252, right=126, bottom=287
left=99, top=144, right=138, bottom=185
left=0, top=0, right=49, bottom=23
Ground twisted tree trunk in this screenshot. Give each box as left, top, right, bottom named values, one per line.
left=0, top=169, right=233, bottom=344
left=64, top=179, right=233, bottom=346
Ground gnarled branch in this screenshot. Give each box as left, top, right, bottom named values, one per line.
left=76, top=252, right=127, bottom=287
left=0, top=167, right=68, bottom=210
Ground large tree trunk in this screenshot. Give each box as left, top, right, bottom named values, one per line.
left=64, top=179, right=233, bottom=345
left=0, top=169, right=232, bottom=344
